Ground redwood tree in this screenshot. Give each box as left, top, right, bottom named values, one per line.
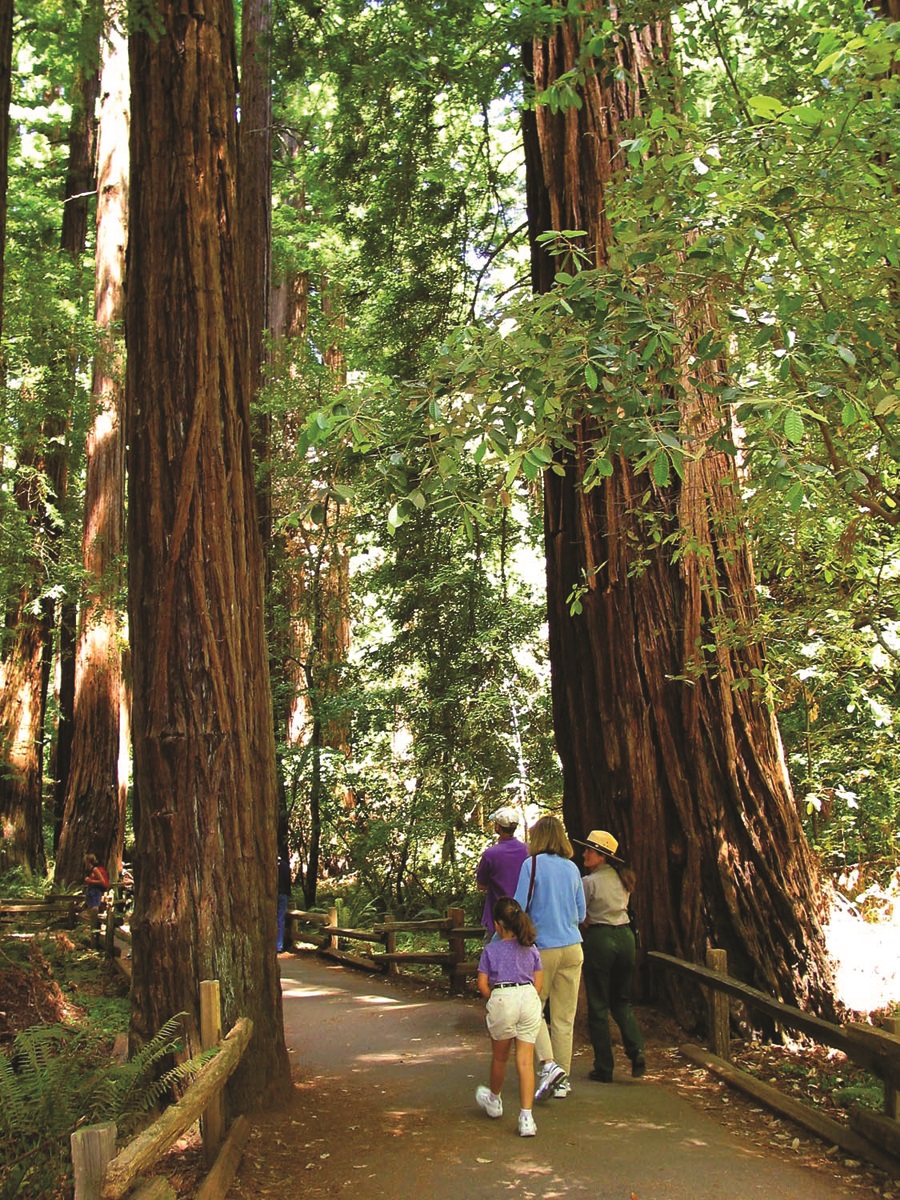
left=55, top=16, right=129, bottom=886
left=522, top=5, right=835, bottom=1017
left=0, top=5, right=99, bottom=875
left=127, top=0, right=290, bottom=1105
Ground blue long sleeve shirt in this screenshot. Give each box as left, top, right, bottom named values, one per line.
left=513, top=853, right=585, bottom=949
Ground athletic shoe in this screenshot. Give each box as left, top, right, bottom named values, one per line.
left=534, top=1061, right=567, bottom=1101
left=631, top=1054, right=646, bottom=1078
left=517, top=1110, right=537, bottom=1137
left=475, top=1085, right=503, bottom=1118
left=552, top=1079, right=571, bottom=1098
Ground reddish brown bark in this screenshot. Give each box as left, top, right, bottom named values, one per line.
left=126, top=0, right=290, bottom=1108
left=55, top=20, right=129, bottom=886
left=0, top=610, right=45, bottom=873
left=524, top=6, right=834, bottom=1018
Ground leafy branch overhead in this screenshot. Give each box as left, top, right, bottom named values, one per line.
left=297, top=9, right=898, bottom=535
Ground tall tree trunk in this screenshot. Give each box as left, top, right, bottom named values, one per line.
left=52, top=600, right=76, bottom=854
left=55, top=16, right=129, bottom=886
left=523, top=7, right=834, bottom=1018
left=0, top=9, right=100, bottom=874
left=51, top=5, right=104, bottom=848
left=0, top=595, right=45, bottom=873
left=127, top=0, right=290, bottom=1108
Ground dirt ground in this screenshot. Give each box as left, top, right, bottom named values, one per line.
left=2, top=938, right=898, bottom=1199
left=222, top=957, right=900, bottom=1200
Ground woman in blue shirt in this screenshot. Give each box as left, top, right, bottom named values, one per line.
left=513, top=815, right=585, bottom=1100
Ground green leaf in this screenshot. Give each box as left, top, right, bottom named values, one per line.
left=652, top=452, right=670, bottom=486
left=748, top=95, right=787, bottom=119
left=529, top=444, right=554, bottom=466
left=785, top=481, right=804, bottom=511
left=585, top=362, right=599, bottom=391
left=784, top=410, right=805, bottom=444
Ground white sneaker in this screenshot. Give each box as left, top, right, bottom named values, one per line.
left=552, top=1078, right=571, bottom=1098
left=518, top=1110, right=537, bottom=1137
left=475, top=1085, right=503, bottom=1118
left=534, top=1061, right=567, bottom=1102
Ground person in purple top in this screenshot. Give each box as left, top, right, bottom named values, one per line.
left=475, top=896, right=544, bottom=1137
left=475, top=806, right=529, bottom=934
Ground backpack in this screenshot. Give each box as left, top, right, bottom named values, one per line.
left=96, top=865, right=110, bottom=888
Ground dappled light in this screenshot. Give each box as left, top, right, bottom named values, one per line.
left=824, top=875, right=900, bottom=1014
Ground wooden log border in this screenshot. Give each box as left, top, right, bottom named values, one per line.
left=650, top=949, right=900, bottom=1177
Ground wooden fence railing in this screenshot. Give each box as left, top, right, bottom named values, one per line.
left=650, top=949, right=900, bottom=1177
left=101, top=888, right=132, bottom=971
left=71, top=980, right=251, bottom=1200
left=0, top=893, right=81, bottom=929
left=285, top=906, right=486, bottom=992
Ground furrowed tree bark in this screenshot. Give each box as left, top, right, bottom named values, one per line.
left=523, top=4, right=835, bottom=1019
left=127, top=0, right=290, bottom=1108
left=56, top=15, right=129, bottom=886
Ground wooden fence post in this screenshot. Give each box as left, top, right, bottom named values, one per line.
left=446, top=908, right=465, bottom=994
left=104, top=892, right=120, bottom=959
left=200, top=980, right=225, bottom=1167
left=884, top=1015, right=899, bottom=1120
left=706, top=949, right=730, bottom=1061
left=71, top=1121, right=117, bottom=1200
left=328, top=907, right=339, bottom=954
left=383, top=911, right=399, bottom=978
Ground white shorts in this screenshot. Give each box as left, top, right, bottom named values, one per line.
left=485, top=984, right=542, bottom=1043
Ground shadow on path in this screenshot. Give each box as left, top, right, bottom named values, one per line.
left=230, top=953, right=869, bottom=1199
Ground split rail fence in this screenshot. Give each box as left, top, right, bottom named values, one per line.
left=0, top=893, right=81, bottom=929
left=649, top=949, right=900, bottom=1178
left=71, top=980, right=251, bottom=1200
left=284, top=906, right=486, bottom=992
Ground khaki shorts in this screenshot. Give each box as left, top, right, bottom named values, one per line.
left=485, top=984, right=543, bottom=1043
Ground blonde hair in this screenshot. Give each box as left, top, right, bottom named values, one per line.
left=527, top=815, right=574, bottom=859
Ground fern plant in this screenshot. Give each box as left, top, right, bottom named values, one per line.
left=0, top=1013, right=213, bottom=1199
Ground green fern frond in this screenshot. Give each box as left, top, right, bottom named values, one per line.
left=0, top=1012, right=217, bottom=1194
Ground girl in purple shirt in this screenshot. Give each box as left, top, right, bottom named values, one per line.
left=475, top=897, right=544, bottom=1137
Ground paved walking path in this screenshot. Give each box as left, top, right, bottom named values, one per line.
left=266, top=953, right=879, bottom=1199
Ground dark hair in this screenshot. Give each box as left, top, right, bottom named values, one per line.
left=492, top=896, right=537, bottom=946
left=616, top=864, right=637, bottom=893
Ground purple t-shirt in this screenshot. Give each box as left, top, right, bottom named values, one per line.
left=476, top=837, right=530, bottom=930
left=477, top=937, right=542, bottom=987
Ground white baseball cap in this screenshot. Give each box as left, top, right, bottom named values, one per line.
left=488, top=806, right=520, bottom=829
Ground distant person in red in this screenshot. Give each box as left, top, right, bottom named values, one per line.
left=476, top=806, right=529, bottom=935
left=83, top=854, right=109, bottom=910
